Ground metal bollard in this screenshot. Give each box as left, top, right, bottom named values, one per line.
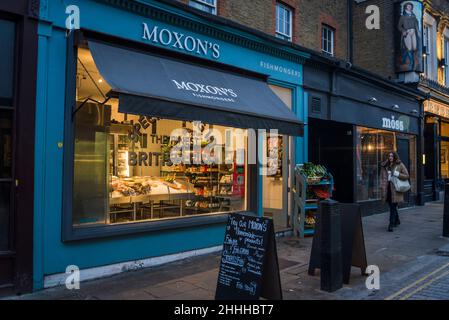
left=319, top=199, right=343, bottom=292
left=444, top=184, right=449, bottom=237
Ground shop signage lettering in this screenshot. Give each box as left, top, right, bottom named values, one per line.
left=129, top=152, right=161, bottom=167
left=128, top=115, right=157, bottom=143
left=259, top=61, right=301, bottom=79
left=142, top=22, right=220, bottom=59
left=382, top=116, right=404, bottom=131
left=171, top=80, right=238, bottom=102
left=424, top=100, right=449, bottom=118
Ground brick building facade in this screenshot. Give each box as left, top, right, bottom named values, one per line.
left=352, top=0, right=397, bottom=79
left=176, top=0, right=349, bottom=60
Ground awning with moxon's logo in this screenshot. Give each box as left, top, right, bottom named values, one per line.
left=88, top=40, right=303, bottom=136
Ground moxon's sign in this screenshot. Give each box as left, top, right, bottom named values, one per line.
left=142, top=22, right=220, bottom=59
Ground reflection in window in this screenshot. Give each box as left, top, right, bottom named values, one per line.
left=73, top=46, right=248, bottom=227
left=356, top=127, right=395, bottom=202
left=356, top=127, right=417, bottom=201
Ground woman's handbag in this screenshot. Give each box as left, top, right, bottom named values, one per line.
left=391, top=175, right=411, bottom=193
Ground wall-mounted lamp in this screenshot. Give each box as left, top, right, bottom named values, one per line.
left=423, top=154, right=426, bottom=165
left=440, top=58, right=447, bottom=69
left=423, top=46, right=428, bottom=58
left=368, top=97, right=378, bottom=103
left=392, top=104, right=400, bottom=110
left=411, top=109, right=419, bottom=114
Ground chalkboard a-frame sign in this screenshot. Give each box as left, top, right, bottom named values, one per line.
left=215, top=213, right=282, bottom=300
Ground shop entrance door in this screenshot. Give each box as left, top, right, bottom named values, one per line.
left=0, top=18, right=16, bottom=293
left=263, top=135, right=291, bottom=232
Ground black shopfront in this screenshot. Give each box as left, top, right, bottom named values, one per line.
left=422, top=95, right=449, bottom=202
left=304, top=57, right=425, bottom=216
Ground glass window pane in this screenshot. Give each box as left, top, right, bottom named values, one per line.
left=0, top=182, right=11, bottom=251
left=73, top=47, right=249, bottom=228
left=0, top=19, right=15, bottom=106
left=356, top=127, right=396, bottom=202
left=441, top=121, right=449, bottom=137
left=189, top=0, right=216, bottom=14
left=441, top=141, right=449, bottom=179
left=0, top=110, right=13, bottom=179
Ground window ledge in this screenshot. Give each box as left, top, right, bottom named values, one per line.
left=62, top=211, right=256, bottom=242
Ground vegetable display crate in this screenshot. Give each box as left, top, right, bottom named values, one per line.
left=292, top=163, right=334, bottom=238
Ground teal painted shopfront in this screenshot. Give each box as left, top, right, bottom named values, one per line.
left=34, top=0, right=309, bottom=290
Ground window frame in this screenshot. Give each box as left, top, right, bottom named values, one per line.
left=275, top=2, right=293, bottom=42
left=423, top=13, right=437, bottom=80
left=0, top=16, right=18, bottom=254
left=445, top=37, right=449, bottom=85
left=61, top=31, right=259, bottom=242
left=321, top=24, right=335, bottom=56
left=189, top=0, right=217, bottom=15
left=423, top=24, right=431, bottom=77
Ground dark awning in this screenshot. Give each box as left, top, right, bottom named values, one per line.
left=88, top=40, right=303, bottom=136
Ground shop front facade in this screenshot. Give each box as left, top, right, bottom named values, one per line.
left=33, top=0, right=309, bottom=290
left=0, top=1, right=38, bottom=295
left=304, top=57, right=425, bottom=216
left=422, top=90, right=449, bottom=201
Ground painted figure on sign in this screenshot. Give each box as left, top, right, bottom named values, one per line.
left=397, top=2, right=421, bottom=71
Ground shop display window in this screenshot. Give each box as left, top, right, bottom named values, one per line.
left=441, top=141, right=449, bottom=179
left=356, top=127, right=417, bottom=202
left=441, top=121, right=449, bottom=137
left=72, top=47, right=248, bottom=228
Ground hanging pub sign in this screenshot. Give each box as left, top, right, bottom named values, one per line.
left=215, top=213, right=282, bottom=300
left=395, top=1, right=424, bottom=73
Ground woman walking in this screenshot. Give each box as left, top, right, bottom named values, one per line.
left=381, top=152, right=410, bottom=232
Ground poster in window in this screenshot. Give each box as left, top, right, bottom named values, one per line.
left=395, top=1, right=423, bottom=73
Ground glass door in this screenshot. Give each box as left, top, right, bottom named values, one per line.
left=0, top=18, right=16, bottom=289
left=263, top=133, right=290, bottom=232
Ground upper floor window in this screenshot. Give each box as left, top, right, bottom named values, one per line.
left=423, top=24, right=431, bottom=77
left=423, top=13, right=437, bottom=81
left=445, top=37, right=449, bottom=85
left=276, top=3, right=292, bottom=42
left=321, top=25, right=335, bottom=56
left=189, top=0, right=217, bottom=15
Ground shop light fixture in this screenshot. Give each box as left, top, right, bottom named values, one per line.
left=98, top=78, right=103, bottom=83
left=423, top=154, right=426, bottom=165
left=439, top=58, right=446, bottom=69
left=423, top=46, right=428, bottom=58
left=411, top=109, right=418, bottom=114
left=392, top=104, right=400, bottom=110
left=368, top=97, right=378, bottom=103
